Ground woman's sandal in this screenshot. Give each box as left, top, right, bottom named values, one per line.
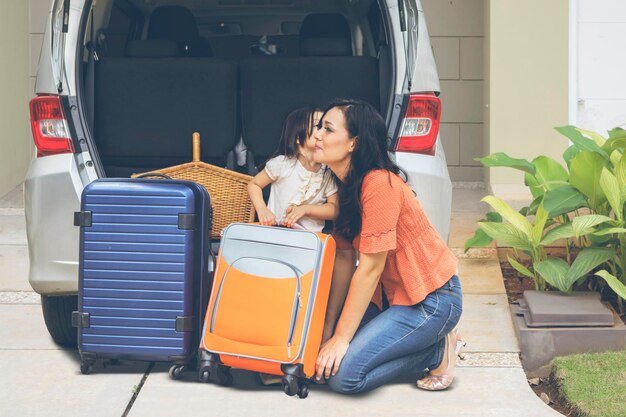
left=416, top=328, right=466, bottom=391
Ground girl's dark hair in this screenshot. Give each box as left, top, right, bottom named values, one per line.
left=323, top=98, right=407, bottom=241
left=271, top=106, right=321, bottom=159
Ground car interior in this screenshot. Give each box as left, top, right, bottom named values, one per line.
left=85, top=0, right=393, bottom=177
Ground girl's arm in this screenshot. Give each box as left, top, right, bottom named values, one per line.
left=247, top=170, right=276, bottom=226
left=283, top=193, right=338, bottom=227
left=315, top=250, right=388, bottom=380
left=322, top=247, right=357, bottom=343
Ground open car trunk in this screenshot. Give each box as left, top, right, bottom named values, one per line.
left=80, top=0, right=395, bottom=177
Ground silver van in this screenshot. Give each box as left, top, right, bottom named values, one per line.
left=26, top=0, right=451, bottom=345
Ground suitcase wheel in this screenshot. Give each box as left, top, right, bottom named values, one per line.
left=297, top=380, right=309, bottom=399
left=169, top=364, right=186, bottom=380
left=281, top=375, right=298, bottom=396
left=216, top=365, right=233, bottom=386
left=199, top=369, right=211, bottom=383
left=80, top=361, right=94, bottom=375
left=198, top=360, right=217, bottom=383
left=281, top=375, right=309, bottom=399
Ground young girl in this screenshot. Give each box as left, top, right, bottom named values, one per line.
left=247, top=106, right=338, bottom=232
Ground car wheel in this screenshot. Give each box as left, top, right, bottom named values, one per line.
left=41, top=295, right=77, bottom=347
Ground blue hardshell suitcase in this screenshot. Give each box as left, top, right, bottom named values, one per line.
left=72, top=178, right=212, bottom=378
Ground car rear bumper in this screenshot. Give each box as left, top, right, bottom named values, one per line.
left=25, top=154, right=83, bottom=295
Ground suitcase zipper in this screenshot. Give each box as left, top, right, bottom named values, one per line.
left=210, top=256, right=303, bottom=358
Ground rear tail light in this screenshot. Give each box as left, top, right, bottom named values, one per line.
left=395, top=94, right=441, bottom=155
left=29, top=95, right=74, bottom=157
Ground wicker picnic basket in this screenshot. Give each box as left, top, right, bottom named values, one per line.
left=132, top=132, right=255, bottom=239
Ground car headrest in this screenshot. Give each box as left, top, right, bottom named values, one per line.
left=125, top=40, right=182, bottom=58
left=148, top=6, right=199, bottom=49
left=299, top=13, right=352, bottom=56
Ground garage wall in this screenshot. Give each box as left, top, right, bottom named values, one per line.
left=421, top=0, right=485, bottom=182
left=486, top=0, right=569, bottom=194
left=0, top=1, right=31, bottom=198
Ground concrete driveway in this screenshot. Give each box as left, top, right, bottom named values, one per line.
left=0, top=185, right=563, bottom=417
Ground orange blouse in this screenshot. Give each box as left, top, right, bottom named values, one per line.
left=336, top=170, right=458, bottom=309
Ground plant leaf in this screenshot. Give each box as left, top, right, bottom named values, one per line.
left=595, top=270, right=626, bottom=300
left=475, top=152, right=535, bottom=174
left=535, top=257, right=571, bottom=293
left=563, top=145, right=579, bottom=168
left=508, top=256, right=534, bottom=279
left=569, top=151, right=608, bottom=209
left=610, top=149, right=623, bottom=168
left=542, top=186, right=587, bottom=217
left=605, top=137, right=626, bottom=155
left=578, top=128, right=606, bottom=147
left=541, top=223, right=576, bottom=245
left=572, top=214, right=613, bottom=238
left=524, top=172, right=544, bottom=199
left=616, top=153, right=626, bottom=200
left=608, top=127, right=626, bottom=140
left=478, top=222, right=532, bottom=251
left=555, top=126, right=608, bottom=159
left=486, top=212, right=503, bottom=222
left=531, top=203, right=549, bottom=245
left=464, top=228, right=493, bottom=252
left=531, top=156, right=569, bottom=190
left=565, top=247, right=615, bottom=285
left=592, top=227, right=626, bottom=236
left=599, top=168, right=623, bottom=221
left=481, top=196, right=533, bottom=237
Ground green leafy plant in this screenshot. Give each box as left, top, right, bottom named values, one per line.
left=466, top=126, right=626, bottom=310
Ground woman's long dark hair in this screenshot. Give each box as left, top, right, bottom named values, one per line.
left=271, top=106, right=321, bottom=159
left=324, top=99, right=407, bottom=241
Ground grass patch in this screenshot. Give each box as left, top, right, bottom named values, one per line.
left=551, top=350, right=626, bottom=417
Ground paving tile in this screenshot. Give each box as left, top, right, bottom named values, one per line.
left=449, top=211, right=486, bottom=249
left=0, top=244, right=31, bottom=291
left=452, top=247, right=497, bottom=260
left=0, top=184, right=24, bottom=208
left=0, top=215, right=27, bottom=245
left=0, top=291, right=39, bottom=304
left=130, top=367, right=561, bottom=417
left=458, top=294, right=520, bottom=353
left=0, top=350, right=147, bottom=417
left=451, top=188, right=489, bottom=213
left=0, top=304, right=60, bottom=350
left=458, top=257, right=506, bottom=295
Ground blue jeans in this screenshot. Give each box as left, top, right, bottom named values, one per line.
left=327, top=275, right=463, bottom=395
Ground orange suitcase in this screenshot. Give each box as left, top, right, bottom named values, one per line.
left=198, top=223, right=336, bottom=398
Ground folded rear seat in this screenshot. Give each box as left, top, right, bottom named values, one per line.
left=239, top=13, right=380, bottom=167
left=95, top=40, right=238, bottom=177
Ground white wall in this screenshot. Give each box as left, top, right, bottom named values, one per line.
left=577, top=0, right=626, bottom=133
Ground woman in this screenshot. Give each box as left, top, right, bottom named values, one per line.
left=313, top=99, right=463, bottom=394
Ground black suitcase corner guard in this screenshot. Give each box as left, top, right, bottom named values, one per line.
left=177, top=214, right=196, bottom=230
left=175, top=316, right=194, bottom=332
left=74, top=211, right=92, bottom=227
left=72, top=311, right=90, bottom=328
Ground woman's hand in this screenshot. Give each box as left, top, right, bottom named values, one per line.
left=284, top=205, right=308, bottom=228
left=257, top=207, right=276, bottom=226
left=315, top=335, right=350, bottom=381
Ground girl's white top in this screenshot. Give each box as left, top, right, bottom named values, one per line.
left=264, top=155, right=338, bottom=232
